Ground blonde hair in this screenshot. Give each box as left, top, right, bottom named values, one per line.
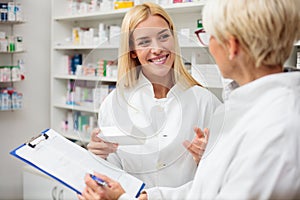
left=203, top=0, right=300, bottom=67
left=117, top=2, right=200, bottom=88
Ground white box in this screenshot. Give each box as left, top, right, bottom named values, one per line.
left=98, top=126, right=146, bottom=145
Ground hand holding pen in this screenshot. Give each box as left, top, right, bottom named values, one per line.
left=78, top=172, right=125, bottom=200
left=90, top=174, right=108, bottom=187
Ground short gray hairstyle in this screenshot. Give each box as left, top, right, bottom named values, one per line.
left=203, top=0, right=300, bottom=67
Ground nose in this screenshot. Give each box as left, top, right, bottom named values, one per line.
left=150, top=40, right=163, bottom=54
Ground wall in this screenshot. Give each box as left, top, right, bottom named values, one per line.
left=0, top=0, right=51, bottom=199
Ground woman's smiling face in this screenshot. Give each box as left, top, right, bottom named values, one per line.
left=131, top=15, right=175, bottom=81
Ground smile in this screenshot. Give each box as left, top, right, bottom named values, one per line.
left=148, top=54, right=169, bottom=65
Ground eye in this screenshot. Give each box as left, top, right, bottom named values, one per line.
left=158, top=33, right=171, bottom=42
left=137, top=39, right=151, bottom=47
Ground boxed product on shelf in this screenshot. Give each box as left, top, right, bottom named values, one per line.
left=114, top=1, right=134, bottom=10
left=62, top=54, right=84, bottom=75
left=0, top=2, right=22, bottom=22
left=97, top=59, right=117, bottom=77
left=0, top=87, right=22, bottom=110
left=66, top=80, right=115, bottom=109
left=0, top=66, right=22, bottom=82
left=0, top=34, right=24, bottom=52
left=61, top=111, right=97, bottom=141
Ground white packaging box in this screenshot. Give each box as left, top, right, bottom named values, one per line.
left=98, top=126, right=146, bottom=145
left=8, top=2, right=15, bottom=21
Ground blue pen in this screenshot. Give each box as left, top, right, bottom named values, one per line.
left=90, top=174, right=108, bottom=187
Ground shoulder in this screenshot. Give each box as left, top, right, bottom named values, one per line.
left=188, top=85, right=222, bottom=107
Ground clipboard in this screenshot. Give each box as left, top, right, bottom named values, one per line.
left=10, top=128, right=145, bottom=198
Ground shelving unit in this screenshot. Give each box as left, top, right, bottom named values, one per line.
left=50, top=0, right=217, bottom=142
left=0, top=17, right=25, bottom=111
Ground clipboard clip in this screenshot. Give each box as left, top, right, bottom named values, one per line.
left=26, top=133, right=49, bottom=148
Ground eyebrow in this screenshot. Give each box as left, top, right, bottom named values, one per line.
left=135, top=29, right=169, bottom=41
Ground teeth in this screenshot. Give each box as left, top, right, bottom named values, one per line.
left=152, top=56, right=166, bottom=63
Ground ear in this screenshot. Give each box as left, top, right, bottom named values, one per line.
left=131, top=51, right=137, bottom=59
left=226, top=36, right=239, bottom=60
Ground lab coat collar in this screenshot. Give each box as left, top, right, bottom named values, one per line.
left=228, top=72, right=300, bottom=105
left=137, top=71, right=184, bottom=100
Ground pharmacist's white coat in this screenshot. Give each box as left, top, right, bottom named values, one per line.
left=98, top=72, right=221, bottom=188
left=143, top=72, right=300, bottom=200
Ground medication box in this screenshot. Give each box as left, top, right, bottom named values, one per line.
left=98, top=126, right=146, bottom=145
left=114, top=1, right=134, bottom=10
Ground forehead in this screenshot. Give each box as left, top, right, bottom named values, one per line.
left=132, top=15, right=170, bottom=37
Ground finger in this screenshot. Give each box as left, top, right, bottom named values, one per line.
left=86, top=186, right=100, bottom=200
left=183, top=141, right=204, bottom=155
left=188, top=143, right=206, bottom=154
left=193, top=127, right=206, bottom=139
left=93, top=173, right=113, bottom=186
left=88, top=142, right=118, bottom=153
left=203, top=128, right=210, bottom=140
left=77, top=194, right=85, bottom=200
left=91, top=128, right=102, bottom=142
left=182, top=140, right=192, bottom=150
left=81, top=187, right=98, bottom=200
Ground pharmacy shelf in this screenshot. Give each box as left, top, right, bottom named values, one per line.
left=0, top=79, right=22, bottom=83
left=0, top=21, right=25, bottom=25
left=54, top=44, right=119, bottom=50
left=54, top=1, right=206, bottom=21
left=54, top=41, right=205, bottom=50
left=54, top=74, right=117, bottom=82
left=54, top=103, right=99, bottom=113
left=0, top=50, right=25, bottom=54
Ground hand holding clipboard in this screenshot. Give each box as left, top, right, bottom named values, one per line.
left=10, top=129, right=145, bottom=198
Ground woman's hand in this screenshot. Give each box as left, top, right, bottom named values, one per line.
left=183, top=127, right=209, bottom=164
left=78, top=173, right=125, bottom=200
left=87, top=128, right=118, bottom=159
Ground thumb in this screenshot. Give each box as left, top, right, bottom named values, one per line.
left=203, top=128, right=210, bottom=140
left=91, top=128, right=102, bottom=141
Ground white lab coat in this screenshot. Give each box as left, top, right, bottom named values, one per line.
left=144, top=72, right=300, bottom=200
left=98, top=72, right=221, bottom=188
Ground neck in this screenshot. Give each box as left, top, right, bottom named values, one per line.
left=234, top=65, right=283, bottom=86
left=153, top=84, right=170, bottom=98
left=142, top=71, right=174, bottom=98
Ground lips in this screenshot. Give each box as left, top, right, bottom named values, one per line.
left=148, top=54, right=169, bottom=65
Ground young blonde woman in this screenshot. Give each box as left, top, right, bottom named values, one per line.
left=86, top=1, right=220, bottom=190
left=80, top=0, right=300, bottom=199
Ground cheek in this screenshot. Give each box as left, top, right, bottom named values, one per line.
left=165, top=39, right=175, bottom=53
left=134, top=50, right=148, bottom=62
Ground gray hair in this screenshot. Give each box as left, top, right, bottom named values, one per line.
left=203, top=0, right=300, bottom=67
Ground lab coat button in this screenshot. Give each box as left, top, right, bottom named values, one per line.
left=156, top=162, right=165, bottom=169
left=159, top=107, right=163, bottom=111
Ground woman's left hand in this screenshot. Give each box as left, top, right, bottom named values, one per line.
left=78, top=173, right=125, bottom=200
left=183, top=127, right=209, bottom=164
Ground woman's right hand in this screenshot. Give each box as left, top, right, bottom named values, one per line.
left=87, top=128, right=118, bottom=159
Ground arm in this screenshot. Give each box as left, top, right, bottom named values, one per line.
left=145, top=181, right=193, bottom=200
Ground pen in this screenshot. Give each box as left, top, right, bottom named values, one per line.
left=90, top=174, right=108, bottom=187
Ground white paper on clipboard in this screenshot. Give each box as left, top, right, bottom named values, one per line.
left=10, top=128, right=145, bottom=198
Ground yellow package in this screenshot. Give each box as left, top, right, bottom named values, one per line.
left=114, top=1, right=134, bottom=10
